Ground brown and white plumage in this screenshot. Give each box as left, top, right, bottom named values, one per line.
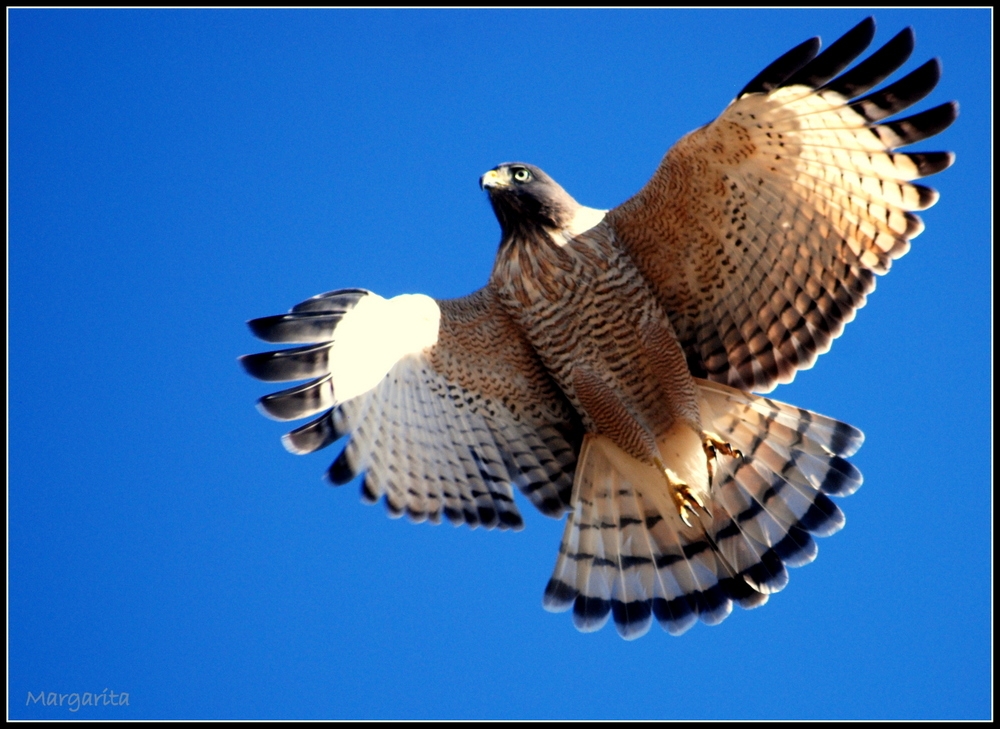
left=611, top=19, right=955, bottom=392
left=244, top=286, right=583, bottom=527
left=242, top=18, right=954, bottom=638
left=543, top=381, right=862, bottom=638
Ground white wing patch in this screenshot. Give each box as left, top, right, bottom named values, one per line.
left=328, top=293, right=441, bottom=404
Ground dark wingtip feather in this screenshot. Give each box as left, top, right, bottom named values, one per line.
left=384, top=496, right=405, bottom=518
left=290, top=287, right=371, bottom=314
left=538, top=495, right=565, bottom=517
left=238, top=353, right=262, bottom=378
left=247, top=312, right=345, bottom=344
left=783, top=17, right=876, bottom=89
left=326, top=447, right=356, bottom=486
left=476, top=505, right=498, bottom=528
left=406, top=505, right=438, bottom=525
left=738, top=36, right=821, bottom=98
left=247, top=315, right=290, bottom=342
left=257, top=375, right=333, bottom=421
left=914, top=183, right=940, bottom=210
left=908, top=151, right=956, bottom=178
left=879, top=101, right=958, bottom=148
left=239, top=343, right=331, bottom=383
left=283, top=409, right=343, bottom=455
left=823, top=27, right=915, bottom=99
left=359, top=476, right=378, bottom=502
left=849, top=58, right=941, bottom=123
left=497, top=509, right=524, bottom=530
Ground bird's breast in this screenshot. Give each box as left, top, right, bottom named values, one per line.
left=491, top=224, right=699, bottom=438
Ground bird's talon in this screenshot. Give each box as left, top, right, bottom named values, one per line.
left=654, top=457, right=710, bottom=524
left=671, top=482, right=706, bottom=526
left=704, top=433, right=743, bottom=461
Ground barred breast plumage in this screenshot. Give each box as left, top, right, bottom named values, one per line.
left=491, top=218, right=701, bottom=445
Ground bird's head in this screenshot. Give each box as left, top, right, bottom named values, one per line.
left=480, top=163, right=580, bottom=239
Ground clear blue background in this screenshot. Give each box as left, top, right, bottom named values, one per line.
left=9, top=9, right=990, bottom=720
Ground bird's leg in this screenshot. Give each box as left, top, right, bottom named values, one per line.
left=653, top=456, right=707, bottom=528
left=702, top=431, right=744, bottom=483
left=571, top=366, right=716, bottom=528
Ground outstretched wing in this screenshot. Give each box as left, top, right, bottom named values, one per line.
left=607, top=17, right=956, bottom=392
left=241, top=286, right=583, bottom=529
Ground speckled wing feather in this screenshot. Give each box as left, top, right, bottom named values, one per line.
left=608, top=17, right=956, bottom=392
left=242, top=286, right=582, bottom=529
left=543, top=379, right=863, bottom=639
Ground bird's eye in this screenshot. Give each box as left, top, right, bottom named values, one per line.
left=512, top=168, right=532, bottom=183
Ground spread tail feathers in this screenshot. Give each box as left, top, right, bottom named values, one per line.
left=543, top=378, right=863, bottom=639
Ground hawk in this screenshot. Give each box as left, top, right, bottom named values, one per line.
left=241, top=18, right=955, bottom=639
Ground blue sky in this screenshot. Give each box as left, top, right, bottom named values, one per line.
left=9, top=9, right=990, bottom=720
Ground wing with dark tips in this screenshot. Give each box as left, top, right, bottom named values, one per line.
left=242, top=285, right=583, bottom=528
left=609, top=17, right=956, bottom=392
left=738, top=37, right=821, bottom=97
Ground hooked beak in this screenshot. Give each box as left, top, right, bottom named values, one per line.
left=479, top=168, right=508, bottom=190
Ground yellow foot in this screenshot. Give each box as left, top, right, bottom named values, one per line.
left=703, top=431, right=744, bottom=461
left=702, top=432, right=744, bottom=482
left=671, top=482, right=708, bottom=528
left=654, top=457, right=708, bottom=528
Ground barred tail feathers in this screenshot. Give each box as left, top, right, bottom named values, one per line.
left=543, top=378, right=863, bottom=639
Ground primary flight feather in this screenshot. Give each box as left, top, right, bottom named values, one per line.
left=241, top=17, right=955, bottom=639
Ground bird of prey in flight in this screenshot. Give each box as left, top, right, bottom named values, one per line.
left=242, top=17, right=955, bottom=639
